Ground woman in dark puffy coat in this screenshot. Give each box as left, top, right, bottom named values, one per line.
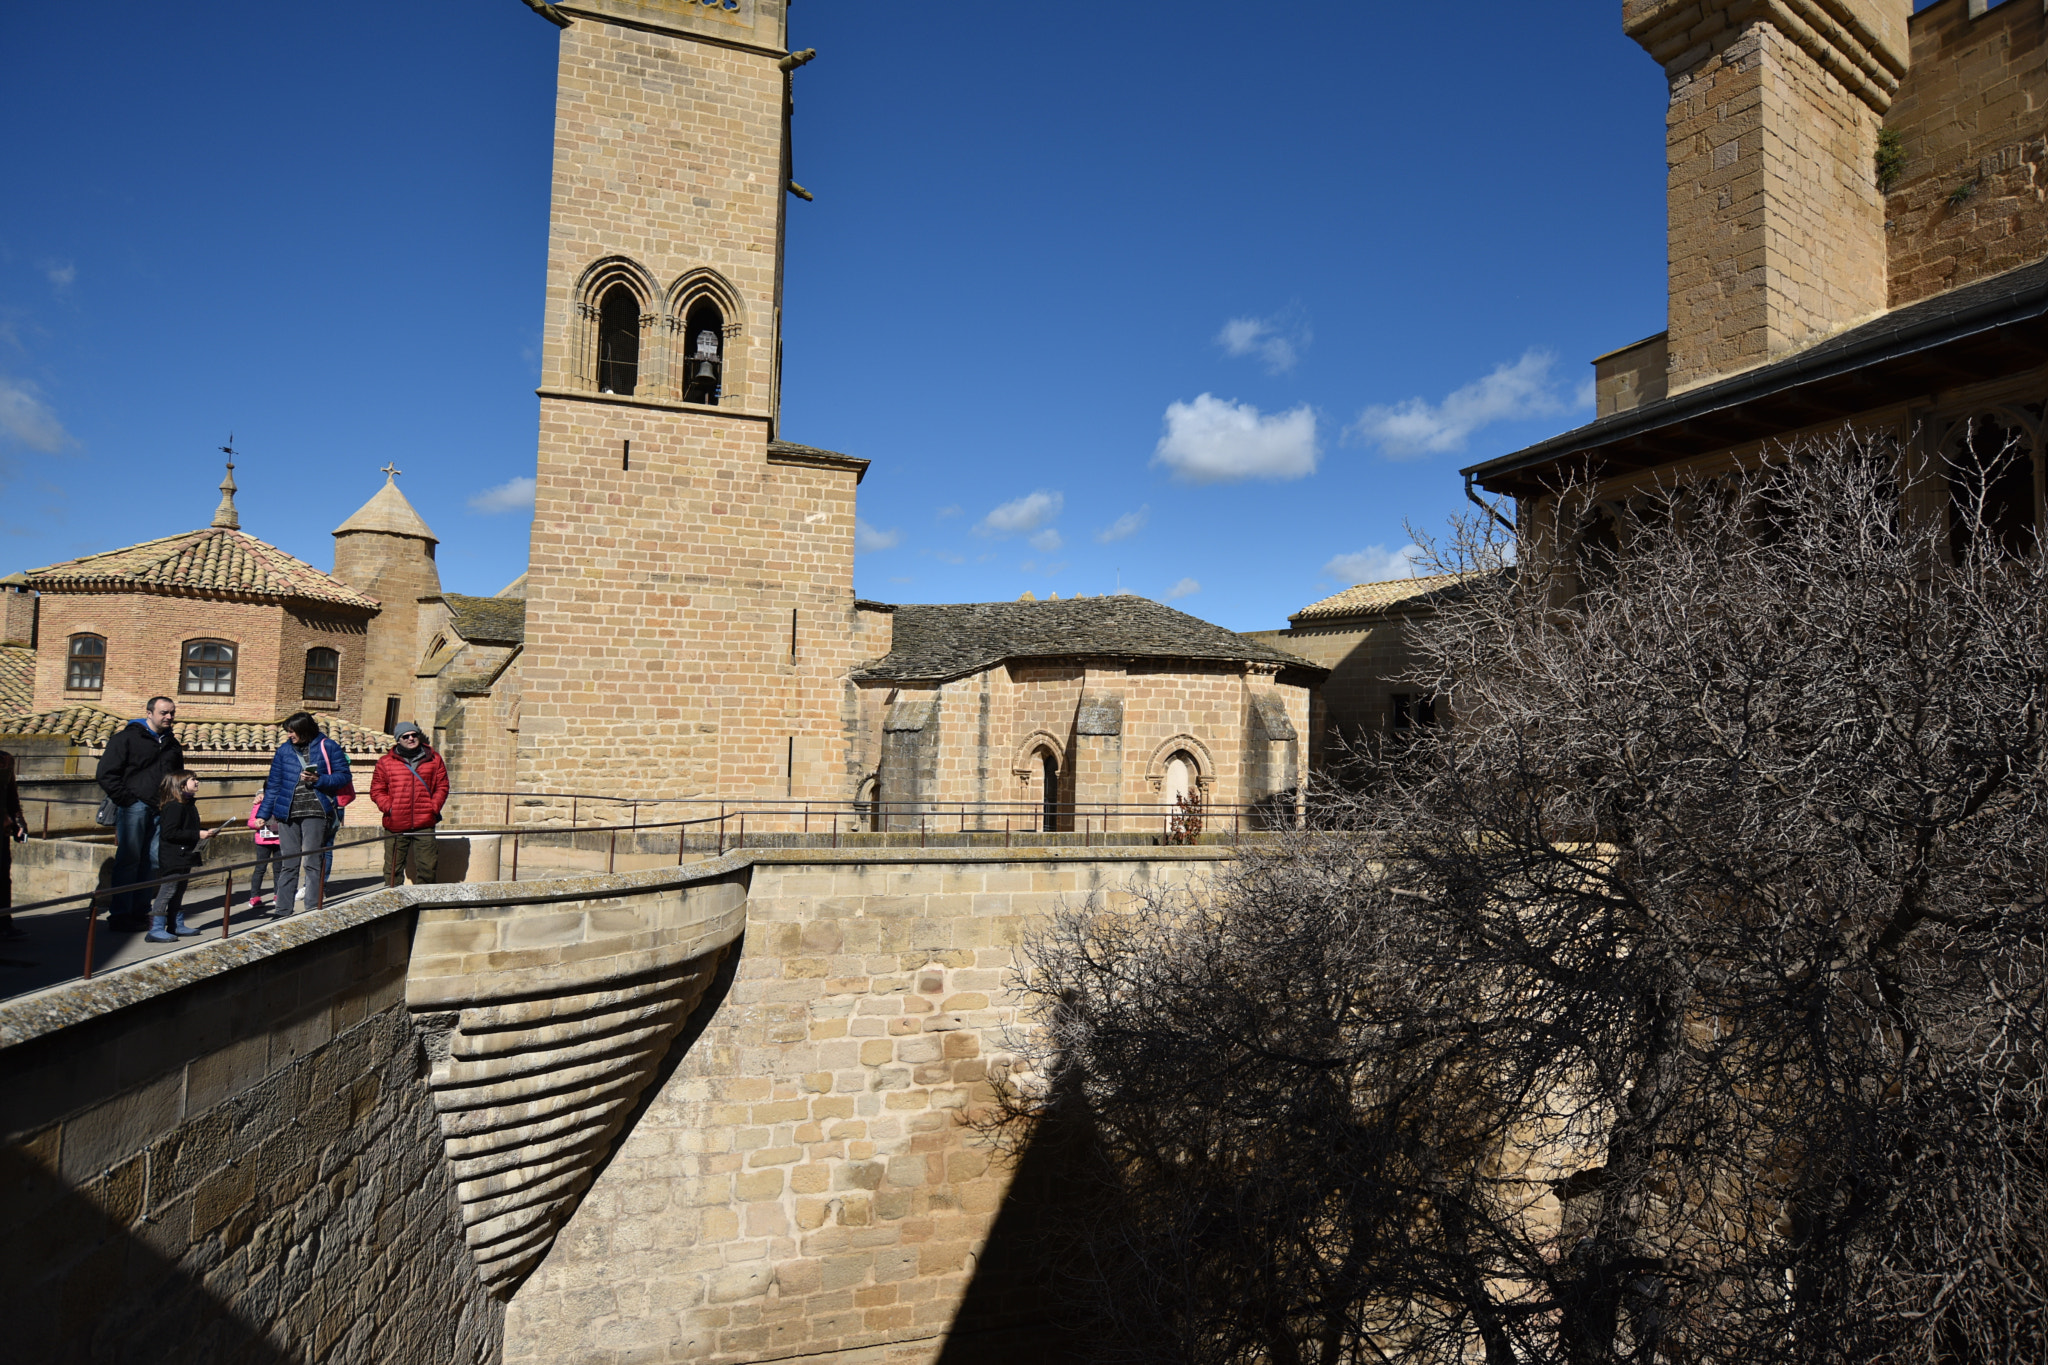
left=256, top=712, right=352, bottom=917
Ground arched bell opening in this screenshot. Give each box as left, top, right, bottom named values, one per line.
left=681, top=297, right=725, bottom=405
left=597, top=284, right=641, bottom=396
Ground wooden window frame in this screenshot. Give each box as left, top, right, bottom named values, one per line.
left=179, top=638, right=238, bottom=697
left=66, top=633, right=106, bottom=692
left=303, top=647, right=340, bottom=702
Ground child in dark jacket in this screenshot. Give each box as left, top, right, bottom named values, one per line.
left=148, top=771, right=216, bottom=943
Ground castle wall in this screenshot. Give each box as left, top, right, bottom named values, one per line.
left=1886, top=0, right=2048, bottom=307
left=0, top=908, right=501, bottom=1364
left=498, top=848, right=1234, bottom=1365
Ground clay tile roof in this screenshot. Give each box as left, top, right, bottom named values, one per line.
left=27, top=528, right=380, bottom=611
left=0, top=704, right=389, bottom=756
left=854, top=596, right=1322, bottom=684
left=333, top=478, right=437, bottom=542
left=1287, top=571, right=1479, bottom=624
left=441, top=593, right=526, bottom=646
left=0, top=645, right=36, bottom=716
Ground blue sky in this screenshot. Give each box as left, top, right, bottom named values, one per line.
left=1, top=1, right=1674, bottom=630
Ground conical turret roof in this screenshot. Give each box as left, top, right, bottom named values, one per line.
left=334, top=467, right=437, bottom=542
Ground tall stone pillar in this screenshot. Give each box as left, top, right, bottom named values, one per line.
left=1624, top=0, right=1910, bottom=391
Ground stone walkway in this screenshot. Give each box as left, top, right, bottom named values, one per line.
left=1, top=872, right=386, bottom=1001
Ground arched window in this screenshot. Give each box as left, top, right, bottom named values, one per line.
left=597, top=284, right=640, bottom=396
left=1164, top=751, right=1195, bottom=806
left=303, top=647, right=339, bottom=701
left=1946, top=413, right=2041, bottom=562
left=180, top=639, right=237, bottom=696
left=1039, top=749, right=1060, bottom=833
left=66, top=634, right=105, bottom=691
left=681, top=297, right=726, bottom=405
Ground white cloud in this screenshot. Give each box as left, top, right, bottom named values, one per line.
left=976, top=490, right=1064, bottom=537
left=1323, top=543, right=1423, bottom=585
left=1152, top=394, right=1320, bottom=485
left=42, top=260, right=76, bottom=289
left=856, top=519, right=902, bottom=552
left=1165, top=577, right=1200, bottom=600
left=1217, top=311, right=1310, bottom=373
left=936, top=504, right=961, bottom=519
left=0, top=376, right=70, bottom=452
left=1096, top=505, right=1149, bottom=544
left=1028, top=527, right=1063, bottom=553
left=1348, top=349, right=1571, bottom=459
left=468, top=476, right=535, bottom=513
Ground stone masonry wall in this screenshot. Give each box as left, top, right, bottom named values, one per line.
left=0, top=907, right=501, bottom=1364
left=500, top=849, right=1234, bottom=1365
left=1886, top=0, right=2048, bottom=306
left=857, top=662, right=1315, bottom=832
left=1662, top=20, right=1890, bottom=390
left=330, top=529, right=439, bottom=733
left=519, top=405, right=865, bottom=806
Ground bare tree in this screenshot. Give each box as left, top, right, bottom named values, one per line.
left=998, top=436, right=2047, bottom=1364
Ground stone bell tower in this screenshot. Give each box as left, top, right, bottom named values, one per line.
left=514, top=0, right=870, bottom=805
left=1625, top=0, right=1911, bottom=392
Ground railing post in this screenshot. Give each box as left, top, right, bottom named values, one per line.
left=222, top=868, right=234, bottom=940
left=738, top=813, right=744, bottom=850
left=511, top=832, right=520, bottom=882
left=42, top=800, right=50, bottom=838
left=831, top=815, right=838, bottom=850
left=608, top=829, right=617, bottom=874
left=571, top=797, right=578, bottom=829
left=81, top=901, right=98, bottom=981
left=505, top=793, right=511, bottom=826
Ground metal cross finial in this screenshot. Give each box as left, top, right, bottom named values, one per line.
left=212, top=434, right=242, bottom=530
left=381, top=463, right=402, bottom=482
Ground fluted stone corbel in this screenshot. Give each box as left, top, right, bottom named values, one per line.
left=405, top=869, right=750, bottom=1296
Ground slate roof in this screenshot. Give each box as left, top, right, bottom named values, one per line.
left=0, top=645, right=36, bottom=716
left=766, top=439, right=870, bottom=483
left=0, top=704, right=391, bottom=755
left=28, top=529, right=380, bottom=611
left=1288, top=571, right=1477, bottom=625
left=441, top=593, right=526, bottom=646
left=854, top=596, right=1322, bottom=683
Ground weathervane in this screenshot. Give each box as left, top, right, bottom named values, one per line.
left=212, top=433, right=242, bottom=530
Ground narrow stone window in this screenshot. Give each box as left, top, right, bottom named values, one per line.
left=303, top=647, right=339, bottom=701
left=66, top=634, right=105, bottom=691
left=597, top=284, right=640, bottom=396
left=1040, top=750, right=1060, bottom=833
left=1164, top=751, right=1194, bottom=806
left=383, top=696, right=402, bottom=734
left=681, top=298, right=725, bottom=405
left=180, top=639, right=237, bottom=696
left=1392, top=693, right=1412, bottom=730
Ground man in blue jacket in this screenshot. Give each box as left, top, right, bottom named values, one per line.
left=94, top=696, right=185, bottom=929
left=257, top=712, right=352, bottom=917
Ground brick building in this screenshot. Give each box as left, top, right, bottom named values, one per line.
left=0, top=464, right=435, bottom=777
left=1470, top=0, right=2048, bottom=560
left=848, top=597, right=1321, bottom=831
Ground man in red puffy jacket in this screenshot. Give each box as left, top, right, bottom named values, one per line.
left=369, top=722, right=449, bottom=886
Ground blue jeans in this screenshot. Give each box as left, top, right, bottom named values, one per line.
left=110, top=800, right=160, bottom=920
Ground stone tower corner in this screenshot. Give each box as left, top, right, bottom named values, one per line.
left=1624, top=0, right=1912, bottom=392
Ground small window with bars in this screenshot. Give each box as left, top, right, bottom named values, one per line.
left=303, top=647, right=339, bottom=701
left=180, top=639, right=237, bottom=696
left=66, top=634, right=105, bottom=691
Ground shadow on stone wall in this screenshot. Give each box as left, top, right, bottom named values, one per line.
left=935, top=1086, right=1118, bottom=1365
left=0, top=1143, right=299, bottom=1364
